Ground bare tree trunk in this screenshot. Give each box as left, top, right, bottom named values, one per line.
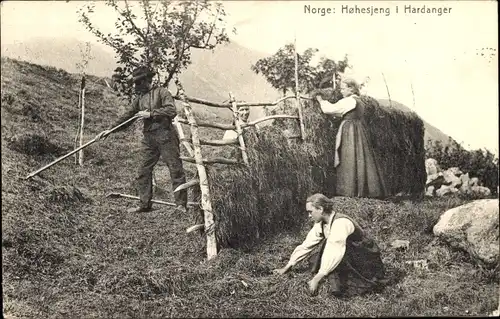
left=381, top=72, right=392, bottom=108
left=294, top=35, right=306, bottom=141
left=78, top=76, right=86, bottom=166
left=74, top=89, right=82, bottom=164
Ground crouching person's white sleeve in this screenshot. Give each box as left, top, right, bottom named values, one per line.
left=287, top=222, right=324, bottom=267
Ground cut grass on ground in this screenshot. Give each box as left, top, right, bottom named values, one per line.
left=2, top=57, right=499, bottom=318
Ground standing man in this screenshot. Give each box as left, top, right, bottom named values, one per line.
left=97, top=65, right=188, bottom=214
left=273, top=193, right=386, bottom=297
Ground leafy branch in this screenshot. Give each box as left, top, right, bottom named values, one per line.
left=77, top=0, right=232, bottom=99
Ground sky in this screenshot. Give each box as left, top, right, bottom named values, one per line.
left=1, top=0, right=498, bottom=154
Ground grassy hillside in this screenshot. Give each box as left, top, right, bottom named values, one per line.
left=2, top=57, right=499, bottom=318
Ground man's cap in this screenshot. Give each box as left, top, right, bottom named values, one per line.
left=128, top=65, right=156, bottom=84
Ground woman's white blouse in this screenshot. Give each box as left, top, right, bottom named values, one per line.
left=318, top=95, right=357, bottom=117
left=286, top=215, right=355, bottom=277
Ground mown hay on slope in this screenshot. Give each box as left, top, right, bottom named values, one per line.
left=6, top=133, right=69, bottom=158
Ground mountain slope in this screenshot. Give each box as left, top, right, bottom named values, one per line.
left=1, top=37, right=453, bottom=145
left=1, top=37, right=117, bottom=77
left=1, top=38, right=279, bottom=122
left=377, top=99, right=453, bottom=146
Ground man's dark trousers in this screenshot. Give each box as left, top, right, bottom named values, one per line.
left=137, top=128, right=187, bottom=209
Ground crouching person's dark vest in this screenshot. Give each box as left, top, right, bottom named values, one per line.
left=312, top=213, right=386, bottom=293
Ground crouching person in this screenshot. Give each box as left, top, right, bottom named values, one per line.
left=273, top=193, right=386, bottom=297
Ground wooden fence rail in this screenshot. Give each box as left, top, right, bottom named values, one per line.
left=174, top=93, right=313, bottom=108
left=229, top=92, right=249, bottom=165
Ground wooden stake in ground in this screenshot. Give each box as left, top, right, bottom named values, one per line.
left=332, top=71, right=337, bottom=91
left=78, top=75, right=86, bottom=166
left=152, top=171, right=157, bottom=189
left=229, top=92, right=249, bottom=165
left=176, top=78, right=217, bottom=260
left=381, top=72, right=392, bottom=108
left=74, top=85, right=82, bottom=164
left=294, top=35, right=306, bottom=141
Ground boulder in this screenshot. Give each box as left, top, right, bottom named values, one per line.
left=391, top=239, right=410, bottom=250
left=433, top=199, right=499, bottom=267
left=459, top=173, right=471, bottom=193
left=426, top=172, right=446, bottom=187
left=436, top=185, right=459, bottom=197
left=425, top=185, right=435, bottom=197
left=425, top=158, right=441, bottom=175
left=470, top=177, right=480, bottom=187
left=470, top=186, right=491, bottom=198
left=442, top=169, right=462, bottom=189
left=448, top=167, right=463, bottom=177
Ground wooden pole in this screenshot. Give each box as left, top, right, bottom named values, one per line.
left=173, top=116, right=194, bottom=157
left=174, top=179, right=200, bottom=193
left=103, top=79, right=112, bottom=89
left=294, top=35, right=306, bottom=141
left=74, top=88, right=82, bottom=164
left=332, top=71, right=337, bottom=91
left=175, top=118, right=236, bottom=131
left=229, top=92, right=249, bottom=165
left=174, top=94, right=313, bottom=109
left=106, top=192, right=199, bottom=207
left=176, top=78, right=218, bottom=260
left=244, top=114, right=299, bottom=127
left=195, top=138, right=239, bottom=146
left=25, top=115, right=140, bottom=179
left=152, top=171, right=157, bottom=189
left=179, top=156, right=241, bottom=165
left=381, top=72, right=392, bottom=108
left=78, top=75, right=86, bottom=166
left=173, top=96, right=232, bottom=108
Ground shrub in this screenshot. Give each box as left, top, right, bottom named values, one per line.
left=426, top=138, right=499, bottom=194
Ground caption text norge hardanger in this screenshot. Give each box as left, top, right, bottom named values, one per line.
left=303, top=4, right=453, bottom=17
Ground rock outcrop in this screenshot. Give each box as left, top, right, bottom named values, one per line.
left=433, top=199, right=499, bottom=268
left=425, top=158, right=492, bottom=198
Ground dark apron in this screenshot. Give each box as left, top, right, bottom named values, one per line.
left=309, top=215, right=386, bottom=296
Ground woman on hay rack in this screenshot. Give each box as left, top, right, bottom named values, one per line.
left=312, top=77, right=388, bottom=198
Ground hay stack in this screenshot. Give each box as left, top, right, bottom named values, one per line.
left=270, top=89, right=426, bottom=197
left=267, top=95, right=341, bottom=197
left=361, top=96, right=426, bottom=196
left=192, top=127, right=315, bottom=250
left=191, top=90, right=425, bottom=250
